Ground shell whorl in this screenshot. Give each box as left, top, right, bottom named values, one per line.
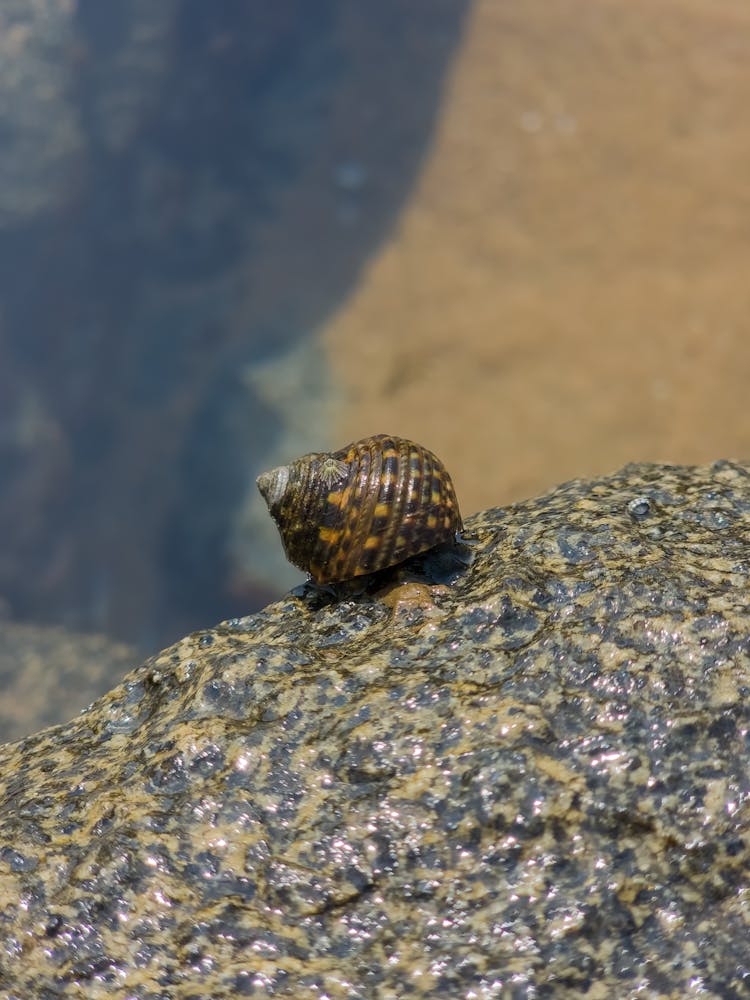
left=256, top=464, right=290, bottom=509
left=257, top=435, right=462, bottom=584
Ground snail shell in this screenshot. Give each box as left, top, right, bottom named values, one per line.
left=257, top=434, right=462, bottom=584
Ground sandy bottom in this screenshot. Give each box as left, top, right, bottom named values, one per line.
left=322, top=0, right=750, bottom=516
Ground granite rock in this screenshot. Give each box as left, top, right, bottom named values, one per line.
left=0, top=461, right=748, bottom=997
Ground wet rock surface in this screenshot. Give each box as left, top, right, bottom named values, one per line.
left=0, top=461, right=748, bottom=998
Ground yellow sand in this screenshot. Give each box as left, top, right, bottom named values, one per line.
left=323, top=0, right=750, bottom=514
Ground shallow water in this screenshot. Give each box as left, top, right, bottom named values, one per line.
left=1, top=0, right=748, bottom=668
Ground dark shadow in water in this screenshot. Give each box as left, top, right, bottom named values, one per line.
left=0, top=0, right=472, bottom=652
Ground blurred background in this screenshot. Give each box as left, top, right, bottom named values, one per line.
left=1, top=0, right=749, bottom=737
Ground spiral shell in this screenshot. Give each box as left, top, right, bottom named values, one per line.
left=257, top=434, right=462, bottom=584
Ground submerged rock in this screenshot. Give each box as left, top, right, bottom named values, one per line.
left=0, top=623, right=138, bottom=744
left=0, top=461, right=748, bottom=997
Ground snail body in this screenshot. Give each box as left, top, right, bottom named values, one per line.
left=257, top=434, right=462, bottom=584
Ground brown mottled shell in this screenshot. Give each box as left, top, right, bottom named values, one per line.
left=257, top=434, right=462, bottom=584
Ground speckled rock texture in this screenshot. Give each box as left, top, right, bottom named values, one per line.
left=0, top=461, right=748, bottom=998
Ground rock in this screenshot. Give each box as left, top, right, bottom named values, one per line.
left=0, top=461, right=748, bottom=997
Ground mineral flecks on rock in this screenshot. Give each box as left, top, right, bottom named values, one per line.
left=0, top=461, right=748, bottom=998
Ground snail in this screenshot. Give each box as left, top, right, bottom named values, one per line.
left=257, top=434, right=463, bottom=584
